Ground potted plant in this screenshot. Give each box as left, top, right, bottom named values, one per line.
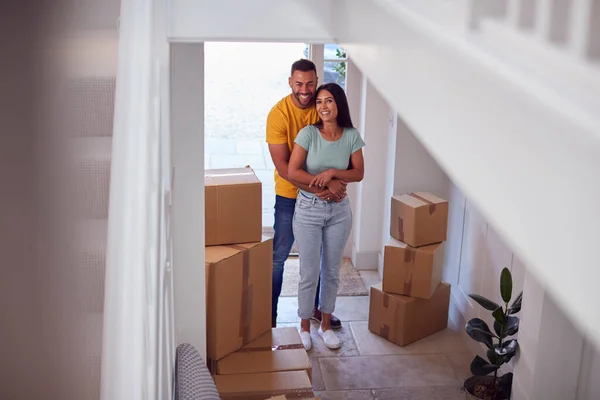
left=462, top=267, right=522, bottom=400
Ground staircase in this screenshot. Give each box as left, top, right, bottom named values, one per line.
left=67, top=30, right=118, bottom=400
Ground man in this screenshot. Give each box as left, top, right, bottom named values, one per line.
left=266, top=59, right=345, bottom=329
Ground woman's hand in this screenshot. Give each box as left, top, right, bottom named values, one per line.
left=327, top=179, right=347, bottom=199
left=309, top=169, right=335, bottom=189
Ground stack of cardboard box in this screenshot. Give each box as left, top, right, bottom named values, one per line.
left=368, top=192, right=452, bottom=347
left=204, top=167, right=314, bottom=399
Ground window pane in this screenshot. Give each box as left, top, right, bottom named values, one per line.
left=324, top=61, right=346, bottom=90
left=324, top=43, right=346, bottom=60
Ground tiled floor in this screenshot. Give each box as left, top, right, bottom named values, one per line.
left=275, top=272, right=474, bottom=400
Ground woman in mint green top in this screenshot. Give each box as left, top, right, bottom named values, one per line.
left=288, top=83, right=365, bottom=351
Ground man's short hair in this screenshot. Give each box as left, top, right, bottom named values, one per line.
left=291, top=59, right=317, bottom=76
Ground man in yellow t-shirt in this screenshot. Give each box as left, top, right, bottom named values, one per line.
left=266, top=59, right=344, bottom=330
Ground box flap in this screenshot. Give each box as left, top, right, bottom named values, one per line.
left=218, top=348, right=311, bottom=375
left=214, top=370, right=313, bottom=398
left=392, top=192, right=447, bottom=209
left=412, top=191, right=447, bottom=204
left=205, top=167, right=260, bottom=186
left=205, top=236, right=271, bottom=264
left=242, top=327, right=303, bottom=351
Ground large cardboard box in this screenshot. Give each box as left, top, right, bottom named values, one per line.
left=216, top=328, right=312, bottom=382
left=390, top=192, right=448, bottom=247
left=368, top=282, right=450, bottom=347
left=382, top=238, right=444, bottom=299
left=214, top=370, right=314, bottom=400
left=206, top=237, right=273, bottom=364
left=205, top=167, right=262, bottom=246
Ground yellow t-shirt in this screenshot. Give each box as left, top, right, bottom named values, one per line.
left=266, top=95, right=319, bottom=199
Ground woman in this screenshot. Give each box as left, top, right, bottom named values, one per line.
left=288, top=82, right=365, bottom=350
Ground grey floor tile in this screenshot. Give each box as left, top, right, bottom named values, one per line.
left=308, top=321, right=360, bottom=358
left=445, top=352, right=473, bottom=382
left=276, top=321, right=359, bottom=358
left=310, top=357, right=326, bottom=391
left=350, top=321, right=407, bottom=356
left=350, top=321, right=470, bottom=356
left=314, top=390, right=374, bottom=400
left=373, top=385, right=465, bottom=400
left=276, top=297, right=300, bottom=323
left=319, top=354, right=457, bottom=390
left=359, top=270, right=381, bottom=288
left=333, top=296, right=370, bottom=322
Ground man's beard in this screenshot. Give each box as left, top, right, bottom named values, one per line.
left=294, top=92, right=313, bottom=108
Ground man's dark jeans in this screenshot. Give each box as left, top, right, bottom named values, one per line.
left=272, top=195, right=320, bottom=319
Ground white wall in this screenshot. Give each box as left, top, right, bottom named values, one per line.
left=167, top=0, right=333, bottom=43
left=171, top=43, right=207, bottom=360
left=346, top=68, right=396, bottom=270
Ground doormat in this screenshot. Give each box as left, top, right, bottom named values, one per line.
left=280, top=257, right=368, bottom=297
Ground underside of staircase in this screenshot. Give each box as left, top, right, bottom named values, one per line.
left=67, top=29, right=118, bottom=400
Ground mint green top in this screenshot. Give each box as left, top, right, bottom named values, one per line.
left=294, top=125, right=365, bottom=198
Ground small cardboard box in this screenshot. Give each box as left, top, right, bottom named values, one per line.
left=206, top=237, right=273, bottom=363
left=214, top=370, right=314, bottom=400
left=390, top=192, right=448, bottom=247
left=242, top=327, right=305, bottom=351
left=368, top=282, right=450, bottom=347
left=217, top=327, right=312, bottom=382
left=205, top=167, right=262, bottom=246
left=216, top=348, right=312, bottom=383
left=382, top=238, right=444, bottom=299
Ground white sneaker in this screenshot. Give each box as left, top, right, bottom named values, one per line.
left=318, top=327, right=341, bottom=349
left=300, top=330, right=312, bottom=351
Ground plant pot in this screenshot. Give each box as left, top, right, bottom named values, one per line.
left=462, top=376, right=508, bottom=400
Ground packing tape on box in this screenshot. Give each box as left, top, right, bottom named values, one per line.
left=380, top=324, right=390, bottom=340
left=403, top=247, right=416, bottom=294
left=397, top=217, right=404, bottom=241
left=207, top=358, right=218, bottom=375
left=409, top=192, right=437, bottom=215
left=273, top=390, right=315, bottom=399
left=227, top=244, right=254, bottom=346
left=238, top=343, right=305, bottom=353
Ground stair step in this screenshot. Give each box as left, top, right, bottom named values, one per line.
left=68, top=76, right=116, bottom=138
left=73, top=137, right=112, bottom=219
left=76, top=220, right=107, bottom=313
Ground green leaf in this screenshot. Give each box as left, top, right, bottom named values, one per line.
left=495, top=339, right=519, bottom=363
left=469, top=294, right=501, bottom=311
left=470, top=355, right=500, bottom=376
left=500, top=268, right=513, bottom=303
left=492, top=306, right=506, bottom=323
left=509, top=291, right=523, bottom=315
left=486, top=349, right=503, bottom=366
left=494, top=316, right=519, bottom=338
left=498, top=373, right=514, bottom=399
left=466, top=318, right=497, bottom=349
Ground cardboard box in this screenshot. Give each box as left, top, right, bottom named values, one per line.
left=382, top=238, right=444, bottom=299
left=242, top=327, right=305, bottom=351
left=214, top=370, right=314, bottom=400
left=368, top=282, right=450, bottom=347
left=390, top=192, right=448, bottom=247
left=205, top=167, right=262, bottom=246
left=217, top=327, right=312, bottom=382
left=206, top=237, right=273, bottom=363
left=217, top=348, right=312, bottom=383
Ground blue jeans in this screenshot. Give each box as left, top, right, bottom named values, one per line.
left=292, top=194, right=352, bottom=319
left=272, top=195, right=321, bottom=319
